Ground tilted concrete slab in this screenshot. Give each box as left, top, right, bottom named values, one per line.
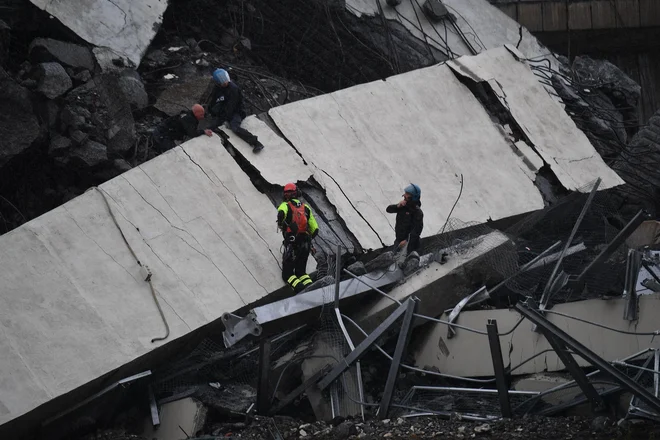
left=413, top=294, right=660, bottom=377
left=29, top=0, right=168, bottom=66
left=346, top=0, right=553, bottom=62
left=448, top=46, right=624, bottom=191
left=0, top=135, right=284, bottom=427
left=269, top=63, right=546, bottom=250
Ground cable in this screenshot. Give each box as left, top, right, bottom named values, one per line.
left=543, top=309, right=660, bottom=336
left=439, top=173, right=464, bottom=236
left=91, top=187, right=170, bottom=343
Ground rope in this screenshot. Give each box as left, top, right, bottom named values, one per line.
left=91, top=187, right=170, bottom=343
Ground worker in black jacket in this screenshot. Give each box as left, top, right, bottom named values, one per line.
left=209, top=68, right=264, bottom=153
left=386, top=183, right=424, bottom=255
left=152, top=104, right=212, bottom=152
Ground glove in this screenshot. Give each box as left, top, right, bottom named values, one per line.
left=204, top=129, right=213, bottom=137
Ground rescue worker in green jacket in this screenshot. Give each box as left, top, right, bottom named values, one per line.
left=277, top=182, right=319, bottom=293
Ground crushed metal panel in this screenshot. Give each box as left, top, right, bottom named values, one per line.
left=29, top=0, right=168, bottom=67
left=448, top=46, right=624, bottom=191
left=269, top=63, right=545, bottom=250
left=142, top=397, right=207, bottom=440
left=413, top=294, right=660, bottom=377
left=0, top=135, right=284, bottom=427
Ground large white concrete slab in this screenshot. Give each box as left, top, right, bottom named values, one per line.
left=29, top=0, right=168, bottom=66
left=346, top=0, right=553, bottom=62
left=449, top=46, right=624, bottom=191
left=413, top=294, right=660, bottom=377
left=269, top=63, right=546, bottom=250
left=0, top=135, right=284, bottom=426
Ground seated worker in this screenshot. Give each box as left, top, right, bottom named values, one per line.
left=152, top=104, right=213, bottom=152
left=208, top=68, right=264, bottom=153
left=386, top=183, right=424, bottom=255
left=277, top=183, right=319, bottom=293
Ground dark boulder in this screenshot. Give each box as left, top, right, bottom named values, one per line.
left=0, top=68, right=41, bottom=166
left=117, top=70, right=148, bottom=110
left=29, top=38, right=95, bottom=71
left=36, top=62, right=72, bottom=99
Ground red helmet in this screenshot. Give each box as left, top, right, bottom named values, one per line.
left=283, top=182, right=297, bottom=199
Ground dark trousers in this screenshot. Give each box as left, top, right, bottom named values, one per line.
left=152, top=125, right=175, bottom=152
left=282, top=239, right=312, bottom=293
left=230, top=114, right=260, bottom=146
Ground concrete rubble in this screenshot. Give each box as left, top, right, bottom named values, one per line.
left=1, top=0, right=660, bottom=439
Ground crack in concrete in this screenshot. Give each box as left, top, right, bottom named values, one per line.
left=155, top=293, right=191, bottom=332
left=105, top=0, right=128, bottom=29
left=180, top=145, right=282, bottom=268
left=173, top=232, right=247, bottom=305
left=566, top=155, right=595, bottom=163
left=205, top=219, right=268, bottom=293
left=62, top=205, right=140, bottom=284
left=138, top=167, right=187, bottom=225
left=319, top=168, right=386, bottom=247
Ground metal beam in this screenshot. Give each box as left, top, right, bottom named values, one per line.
left=623, top=249, right=642, bottom=321
left=540, top=333, right=606, bottom=411
left=317, top=299, right=412, bottom=391
left=334, top=244, right=341, bottom=309
left=573, top=209, right=646, bottom=288
left=149, top=385, right=160, bottom=427
left=257, top=339, right=272, bottom=415
left=269, top=365, right=331, bottom=415
left=515, top=301, right=660, bottom=414
left=486, top=319, right=512, bottom=418
left=223, top=264, right=404, bottom=347
left=379, top=298, right=418, bottom=419
left=335, top=308, right=365, bottom=421
left=539, top=178, right=600, bottom=310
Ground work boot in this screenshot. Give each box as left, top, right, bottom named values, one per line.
left=252, top=141, right=264, bottom=153
left=299, top=275, right=335, bottom=294
left=402, top=251, right=420, bottom=276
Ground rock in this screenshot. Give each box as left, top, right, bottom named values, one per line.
left=49, top=134, right=72, bottom=156
left=73, top=70, right=92, bottom=83
left=145, top=49, right=168, bottom=66
left=195, top=59, right=211, bottom=68
left=92, top=47, right=134, bottom=72
left=299, top=428, right=308, bottom=437
left=21, top=79, right=37, bottom=89
left=117, top=70, right=148, bottom=110
left=591, top=416, right=612, bottom=432
left=346, top=261, right=367, bottom=276
left=458, top=426, right=466, bottom=433
left=422, top=0, right=449, bottom=20
left=29, top=38, right=95, bottom=71
left=36, top=62, right=72, bottom=99
left=61, top=107, right=87, bottom=130
left=69, top=140, right=108, bottom=167
left=474, top=424, right=491, bottom=433
left=383, top=433, right=393, bottom=438
left=70, top=130, right=89, bottom=146
left=113, top=159, right=132, bottom=173
left=42, top=101, right=61, bottom=128
left=334, top=421, right=357, bottom=437
left=0, top=68, right=42, bottom=166
left=0, top=19, right=9, bottom=65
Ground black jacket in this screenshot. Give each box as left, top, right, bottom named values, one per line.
left=386, top=200, right=424, bottom=251
left=162, top=110, right=204, bottom=140
left=208, top=81, right=246, bottom=123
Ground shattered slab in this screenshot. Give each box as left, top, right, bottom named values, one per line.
left=29, top=0, right=168, bottom=67
left=413, top=294, right=660, bottom=377
left=448, top=46, right=624, bottom=191
left=269, top=63, right=546, bottom=249
left=346, top=0, right=553, bottom=62
left=0, top=135, right=285, bottom=427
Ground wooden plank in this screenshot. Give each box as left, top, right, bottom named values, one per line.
left=518, top=3, right=544, bottom=31
left=591, top=1, right=617, bottom=28
left=543, top=2, right=567, bottom=31
left=568, top=2, right=593, bottom=29
left=497, top=4, right=518, bottom=21
left=640, top=0, right=660, bottom=27
left=615, top=0, right=641, bottom=27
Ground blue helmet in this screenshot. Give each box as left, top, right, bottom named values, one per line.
left=404, top=183, right=421, bottom=201
left=212, top=68, right=230, bottom=84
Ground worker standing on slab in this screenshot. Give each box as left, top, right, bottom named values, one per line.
left=277, top=183, right=319, bottom=293
left=209, top=68, right=265, bottom=153
left=386, top=183, right=424, bottom=255
left=152, top=104, right=213, bottom=152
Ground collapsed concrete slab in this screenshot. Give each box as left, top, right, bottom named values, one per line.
left=268, top=62, right=546, bottom=250
left=0, top=135, right=285, bottom=428
left=412, top=294, right=660, bottom=377
left=346, top=0, right=552, bottom=62
left=28, top=0, right=168, bottom=67
left=143, top=397, right=207, bottom=440
left=448, top=46, right=624, bottom=191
